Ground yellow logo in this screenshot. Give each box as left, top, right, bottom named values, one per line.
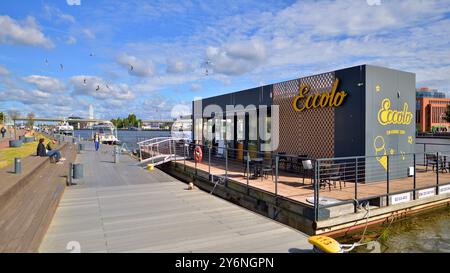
left=376, top=85, right=381, bottom=92
left=408, top=136, right=413, bottom=144
left=293, top=78, right=348, bottom=112
left=377, top=98, right=413, bottom=126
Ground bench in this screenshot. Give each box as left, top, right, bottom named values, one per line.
left=0, top=143, right=77, bottom=252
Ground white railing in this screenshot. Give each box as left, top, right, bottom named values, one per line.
left=138, top=137, right=190, bottom=165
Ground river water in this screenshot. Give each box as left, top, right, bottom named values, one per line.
left=352, top=137, right=450, bottom=253
left=73, top=131, right=450, bottom=252
left=74, top=129, right=171, bottom=151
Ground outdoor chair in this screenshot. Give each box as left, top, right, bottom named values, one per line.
left=425, top=153, right=447, bottom=172
left=261, top=157, right=275, bottom=181
left=301, top=160, right=314, bottom=185
left=278, top=152, right=289, bottom=170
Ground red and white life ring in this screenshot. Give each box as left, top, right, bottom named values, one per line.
left=194, top=146, right=203, bottom=162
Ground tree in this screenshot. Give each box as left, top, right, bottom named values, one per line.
left=0, top=112, right=4, bottom=124
left=7, top=109, right=20, bottom=140
left=444, top=104, right=450, bottom=123
left=27, top=112, right=35, bottom=127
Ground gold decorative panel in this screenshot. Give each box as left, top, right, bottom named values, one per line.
left=273, top=72, right=335, bottom=158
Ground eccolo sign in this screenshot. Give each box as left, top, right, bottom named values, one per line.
left=377, top=99, right=413, bottom=126
left=293, top=78, right=348, bottom=112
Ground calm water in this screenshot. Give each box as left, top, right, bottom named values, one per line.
left=74, top=130, right=171, bottom=151
left=352, top=137, right=450, bottom=253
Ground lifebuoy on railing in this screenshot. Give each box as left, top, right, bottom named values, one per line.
left=194, top=146, right=203, bottom=162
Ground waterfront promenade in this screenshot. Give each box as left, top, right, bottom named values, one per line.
left=40, top=143, right=310, bottom=253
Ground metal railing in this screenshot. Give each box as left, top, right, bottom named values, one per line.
left=138, top=137, right=190, bottom=165
left=139, top=139, right=450, bottom=222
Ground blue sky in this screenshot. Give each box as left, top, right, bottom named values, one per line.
left=0, top=0, right=450, bottom=120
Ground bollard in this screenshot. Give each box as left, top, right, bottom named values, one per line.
left=114, top=146, right=119, bottom=163
left=78, top=143, right=84, bottom=154
left=68, top=163, right=73, bottom=186
left=14, top=157, right=22, bottom=174
left=72, top=163, right=84, bottom=179
left=147, top=164, right=154, bottom=171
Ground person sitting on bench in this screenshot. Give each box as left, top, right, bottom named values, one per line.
left=46, top=139, right=66, bottom=164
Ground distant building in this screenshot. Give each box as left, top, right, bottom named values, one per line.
left=68, top=116, right=89, bottom=129
left=416, top=87, right=450, bottom=133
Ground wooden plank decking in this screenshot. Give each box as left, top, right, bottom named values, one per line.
left=40, top=143, right=310, bottom=253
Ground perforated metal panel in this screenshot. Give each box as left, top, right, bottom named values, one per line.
left=273, top=72, right=335, bottom=158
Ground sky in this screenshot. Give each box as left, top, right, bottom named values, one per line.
left=0, top=0, right=449, bottom=120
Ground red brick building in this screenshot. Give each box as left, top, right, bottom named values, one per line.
left=416, top=88, right=450, bottom=133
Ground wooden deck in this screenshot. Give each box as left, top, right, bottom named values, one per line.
left=40, top=143, right=310, bottom=253
left=181, top=158, right=450, bottom=206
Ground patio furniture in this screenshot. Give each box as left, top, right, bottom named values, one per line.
left=425, top=153, right=447, bottom=173
left=261, top=158, right=275, bottom=181
left=278, top=152, right=290, bottom=170
left=302, top=160, right=314, bottom=185
left=251, top=158, right=264, bottom=179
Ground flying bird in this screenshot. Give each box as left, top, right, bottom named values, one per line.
left=83, top=78, right=87, bottom=86
left=130, top=65, right=134, bottom=71
left=45, top=58, right=48, bottom=65
left=96, top=85, right=100, bottom=91
left=89, top=53, right=95, bottom=57
left=106, top=84, right=110, bottom=89
left=60, top=64, right=64, bottom=70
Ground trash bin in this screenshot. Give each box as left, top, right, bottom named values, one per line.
left=72, top=163, right=84, bottom=179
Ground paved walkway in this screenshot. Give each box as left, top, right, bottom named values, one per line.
left=40, top=143, right=311, bottom=253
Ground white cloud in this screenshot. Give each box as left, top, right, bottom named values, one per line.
left=82, top=28, right=95, bottom=39
left=44, top=5, right=76, bottom=24
left=70, top=75, right=135, bottom=101
left=23, top=75, right=66, bottom=93
left=190, top=83, right=202, bottom=92
left=206, top=39, right=266, bottom=76
left=66, top=36, right=77, bottom=44
left=0, top=15, right=54, bottom=48
left=166, top=59, right=192, bottom=74
left=117, top=53, right=155, bottom=77
left=0, top=65, right=10, bottom=76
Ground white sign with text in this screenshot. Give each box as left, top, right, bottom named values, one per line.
left=418, top=188, right=435, bottom=199
left=391, top=192, right=411, bottom=205
left=439, top=185, right=450, bottom=195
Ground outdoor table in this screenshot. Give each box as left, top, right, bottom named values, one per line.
left=440, top=153, right=450, bottom=172
left=250, top=158, right=264, bottom=179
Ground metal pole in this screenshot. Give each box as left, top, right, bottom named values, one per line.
left=314, top=160, right=319, bottom=222
left=246, top=151, right=250, bottom=194
left=209, top=146, right=212, bottom=182
left=195, top=145, right=197, bottom=177
left=184, top=143, right=186, bottom=171
left=275, top=155, right=279, bottom=198
left=225, top=146, right=228, bottom=187
left=413, top=154, right=416, bottom=200
left=423, top=143, right=426, bottom=164
left=436, top=152, right=440, bottom=195
left=355, top=158, right=358, bottom=213
left=69, top=163, right=73, bottom=186
left=386, top=155, right=390, bottom=206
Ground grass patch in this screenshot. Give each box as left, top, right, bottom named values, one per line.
left=0, top=133, right=52, bottom=170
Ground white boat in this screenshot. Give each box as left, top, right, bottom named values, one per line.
left=57, top=122, right=74, bottom=135
left=92, top=122, right=120, bottom=145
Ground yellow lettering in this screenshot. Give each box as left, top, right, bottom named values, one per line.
left=377, top=99, right=413, bottom=126
left=293, top=78, right=348, bottom=112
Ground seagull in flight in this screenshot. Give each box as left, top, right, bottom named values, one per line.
left=45, top=58, right=48, bottom=65
left=83, top=78, right=87, bottom=86
left=130, top=64, right=134, bottom=71
left=60, top=64, right=64, bottom=70
left=96, top=85, right=100, bottom=91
